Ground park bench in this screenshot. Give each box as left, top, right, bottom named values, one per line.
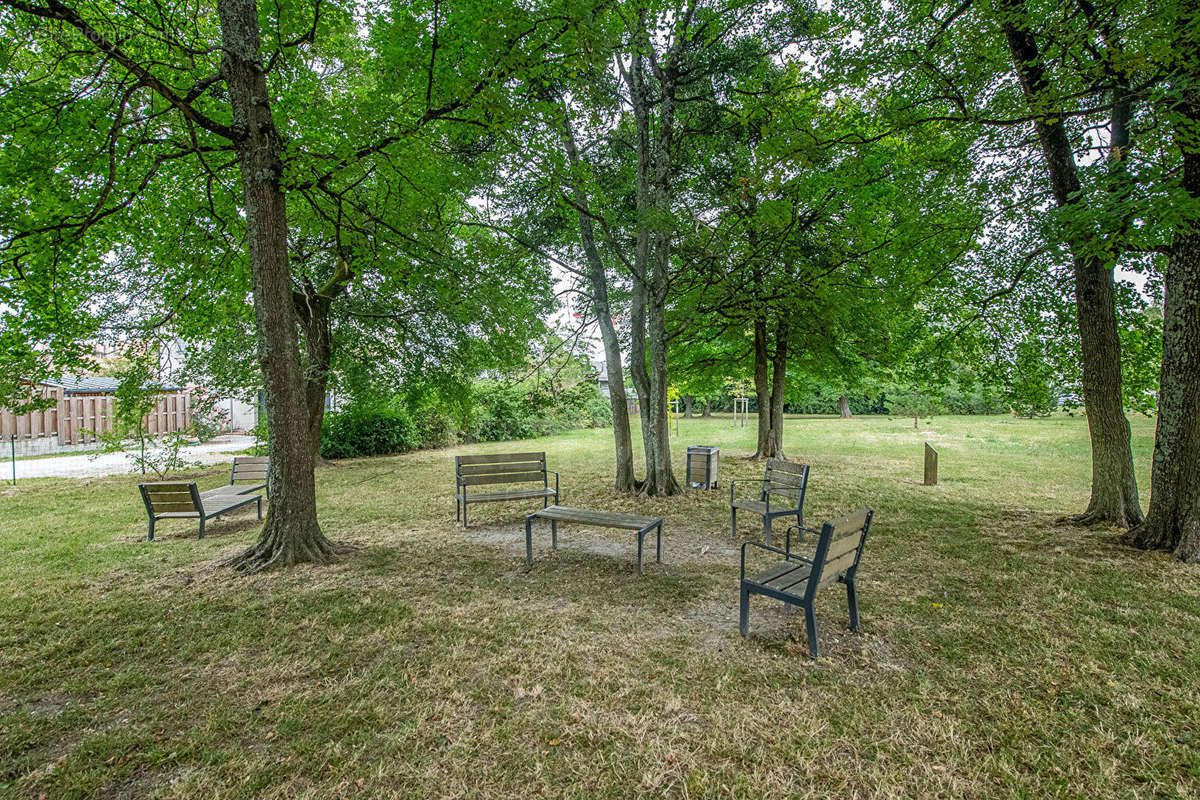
left=199, top=456, right=269, bottom=501
left=138, top=481, right=263, bottom=541
left=739, top=507, right=874, bottom=658
left=524, top=505, right=664, bottom=576
left=729, top=458, right=809, bottom=545
left=455, top=452, right=558, bottom=527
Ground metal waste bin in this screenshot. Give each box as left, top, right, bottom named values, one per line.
left=686, top=445, right=720, bottom=490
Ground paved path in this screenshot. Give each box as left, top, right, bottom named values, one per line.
left=7, top=435, right=257, bottom=480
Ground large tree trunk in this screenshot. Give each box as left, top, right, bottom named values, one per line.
left=1131, top=22, right=1200, bottom=561
left=683, top=395, right=694, bottom=417
left=1000, top=0, right=1143, bottom=527
left=752, top=318, right=771, bottom=459
left=292, top=259, right=353, bottom=462
left=629, top=272, right=655, bottom=482
left=623, top=31, right=680, bottom=497
left=217, top=0, right=341, bottom=572
left=838, top=393, right=852, bottom=418
left=765, top=318, right=789, bottom=459
left=702, top=397, right=712, bottom=417
left=560, top=109, right=636, bottom=492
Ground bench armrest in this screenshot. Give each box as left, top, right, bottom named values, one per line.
left=785, top=525, right=822, bottom=554
left=730, top=478, right=768, bottom=508
left=546, top=471, right=559, bottom=495
left=740, top=540, right=813, bottom=581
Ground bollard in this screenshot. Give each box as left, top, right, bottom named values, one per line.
left=924, top=442, right=938, bottom=486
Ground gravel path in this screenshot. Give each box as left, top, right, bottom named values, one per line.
left=6, top=435, right=257, bottom=480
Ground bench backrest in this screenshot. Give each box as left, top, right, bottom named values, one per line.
left=760, top=458, right=809, bottom=510
left=456, top=452, right=548, bottom=488
left=139, top=482, right=202, bottom=516
left=806, top=507, right=874, bottom=600
left=230, top=456, right=269, bottom=488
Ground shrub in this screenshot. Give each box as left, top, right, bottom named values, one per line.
left=320, top=405, right=419, bottom=459
left=468, top=378, right=611, bottom=443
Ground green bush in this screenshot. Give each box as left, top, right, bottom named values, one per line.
left=320, top=405, right=420, bottom=459
left=469, top=379, right=611, bottom=443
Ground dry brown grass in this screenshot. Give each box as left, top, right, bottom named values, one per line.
left=1, top=413, right=1198, bottom=798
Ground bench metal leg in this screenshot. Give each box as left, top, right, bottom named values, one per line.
left=804, top=605, right=819, bottom=659
left=763, top=515, right=773, bottom=547
left=730, top=507, right=737, bottom=538
left=739, top=586, right=750, bottom=637
left=656, top=523, right=662, bottom=564
left=256, top=497, right=263, bottom=520
left=525, top=517, right=534, bottom=567
left=456, top=495, right=461, bottom=523
left=198, top=517, right=205, bottom=540
left=846, top=579, right=860, bottom=631
left=637, top=528, right=644, bottom=576
left=147, top=517, right=155, bottom=542
left=551, top=519, right=557, bottom=550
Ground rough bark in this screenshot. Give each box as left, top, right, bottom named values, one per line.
left=683, top=395, right=694, bottom=417
left=752, top=318, right=771, bottom=459
left=560, top=110, right=636, bottom=492
left=766, top=318, right=789, bottom=458
left=838, top=394, right=852, bottom=418
left=1131, top=17, right=1200, bottom=561
left=702, top=398, right=712, bottom=417
left=216, top=0, right=343, bottom=572
left=292, top=259, right=353, bottom=462
left=1000, top=0, right=1143, bottom=527
left=622, top=22, right=682, bottom=496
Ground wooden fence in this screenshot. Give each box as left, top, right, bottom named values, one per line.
left=0, top=386, right=192, bottom=446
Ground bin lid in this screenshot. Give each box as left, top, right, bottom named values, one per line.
left=687, top=445, right=719, bottom=453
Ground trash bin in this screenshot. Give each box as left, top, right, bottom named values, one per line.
left=686, top=445, right=720, bottom=490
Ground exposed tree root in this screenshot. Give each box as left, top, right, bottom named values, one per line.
left=223, top=520, right=356, bottom=574
left=1065, top=501, right=1142, bottom=530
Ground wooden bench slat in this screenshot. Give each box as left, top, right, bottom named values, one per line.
left=752, top=561, right=805, bottom=586
left=145, top=490, right=194, bottom=502
left=819, top=551, right=858, bottom=585
left=831, top=508, right=872, bottom=537
left=530, top=505, right=658, bottom=529
left=765, top=459, right=806, bottom=475
left=460, top=471, right=547, bottom=487
left=149, top=501, right=200, bottom=513
left=826, top=530, right=864, bottom=561
left=457, top=462, right=545, bottom=476
left=456, top=452, right=545, bottom=465
left=764, top=564, right=812, bottom=593
left=203, top=495, right=260, bottom=515
left=466, top=488, right=557, bottom=503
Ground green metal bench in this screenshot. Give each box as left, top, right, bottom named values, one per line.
left=198, top=456, right=269, bottom=502
left=138, top=481, right=263, bottom=540
left=739, top=507, right=874, bottom=658
left=455, top=452, right=558, bottom=527
left=524, top=505, right=664, bottom=576
left=729, top=458, right=809, bottom=546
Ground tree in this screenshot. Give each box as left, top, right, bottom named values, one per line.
left=1131, top=0, right=1200, bottom=561
left=0, top=0, right=576, bottom=570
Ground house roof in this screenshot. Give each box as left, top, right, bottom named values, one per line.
left=38, top=376, right=181, bottom=395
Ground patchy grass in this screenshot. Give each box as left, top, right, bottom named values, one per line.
left=1, top=413, right=1197, bottom=799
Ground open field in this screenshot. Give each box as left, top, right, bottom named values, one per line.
left=1, top=413, right=1197, bottom=799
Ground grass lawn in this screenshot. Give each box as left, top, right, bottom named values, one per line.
left=1, top=413, right=1198, bottom=799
